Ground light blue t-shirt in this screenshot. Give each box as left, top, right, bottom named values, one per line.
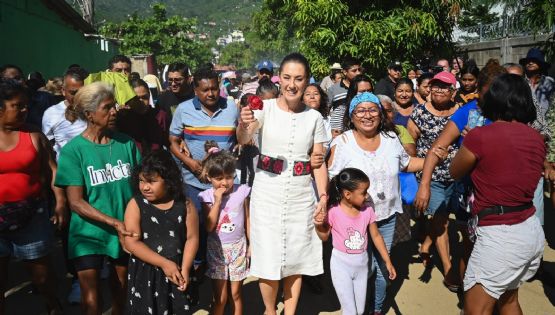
left=450, top=100, right=492, bottom=146
left=169, top=96, right=238, bottom=189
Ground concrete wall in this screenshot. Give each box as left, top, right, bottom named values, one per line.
left=0, top=0, right=119, bottom=78
left=457, top=34, right=554, bottom=76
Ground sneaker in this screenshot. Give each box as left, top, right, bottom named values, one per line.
left=67, top=279, right=81, bottom=304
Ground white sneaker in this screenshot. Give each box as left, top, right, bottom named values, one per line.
left=67, top=280, right=81, bottom=304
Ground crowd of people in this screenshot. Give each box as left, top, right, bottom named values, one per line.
left=0, top=47, right=554, bottom=315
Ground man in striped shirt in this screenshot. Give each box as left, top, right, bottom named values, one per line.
left=169, top=68, right=238, bottom=301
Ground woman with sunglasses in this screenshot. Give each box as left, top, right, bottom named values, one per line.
left=407, top=71, right=460, bottom=291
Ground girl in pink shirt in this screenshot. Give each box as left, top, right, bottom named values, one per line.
left=314, top=168, right=396, bottom=315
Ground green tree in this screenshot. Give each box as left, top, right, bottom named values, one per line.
left=100, top=3, right=213, bottom=70
left=250, top=0, right=470, bottom=79
left=458, top=4, right=499, bottom=28
left=218, top=42, right=256, bottom=69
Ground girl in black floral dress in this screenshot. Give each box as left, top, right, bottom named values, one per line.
left=124, top=150, right=199, bottom=314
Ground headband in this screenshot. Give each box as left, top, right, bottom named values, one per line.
left=349, top=92, right=382, bottom=116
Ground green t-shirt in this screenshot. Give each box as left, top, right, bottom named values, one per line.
left=55, top=132, right=141, bottom=259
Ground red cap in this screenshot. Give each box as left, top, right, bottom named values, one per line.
left=430, top=71, right=457, bottom=87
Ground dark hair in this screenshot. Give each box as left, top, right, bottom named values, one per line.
left=304, top=83, right=329, bottom=118
left=416, top=72, right=434, bottom=86
left=240, top=93, right=255, bottom=107
left=167, top=62, right=190, bottom=78
left=341, top=56, right=361, bottom=70
left=330, top=69, right=342, bottom=78
left=129, top=72, right=141, bottom=81
left=279, top=53, right=311, bottom=78
left=193, top=68, right=219, bottom=87
left=132, top=150, right=185, bottom=201
left=343, top=74, right=374, bottom=128
left=26, top=71, right=46, bottom=91
left=256, top=78, right=279, bottom=98
left=201, top=149, right=237, bottom=182
left=481, top=73, right=536, bottom=124
left=0, top=79, right=29, bottom=110
left=108, top=54, right=131, bottom=69
left=0, top=64, right=23, bottom=79
left=64, top=66, right=89, bottom=83
left=459, top=65, right=480, bottom=79
left=477, top=58, right=506, bottom=92
left=394, top=77, right=414, bottom=91
left=130, top=78, right=149, bottom=90
left=327, top=168, right=370, bottom=208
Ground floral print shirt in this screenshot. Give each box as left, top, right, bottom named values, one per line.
left=411, top=104, right=459, bottom=183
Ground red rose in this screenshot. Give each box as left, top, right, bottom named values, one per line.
left=294, top=162, right=304, bottom=175
left=262, top=156, right=271, bottom=169
left=248, top=95, right=264, bottom=110
left=305, top=163, right=311, bottom=174
left=273, top=159, right=284, bottom=174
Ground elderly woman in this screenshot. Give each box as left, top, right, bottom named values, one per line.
left=407, top=71, right=460, bottom=291
left=237, top=53, right=328, bottom=315
left=450, top=74, right=545, bottom=314
left=328, top=92, right=425, bottom=314
left=0, top=80, right=65, bottom=314
left=55, top=82, right=141, bottom=315
left=415, top=59, right=507, bottom=286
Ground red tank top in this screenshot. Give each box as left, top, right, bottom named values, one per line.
left=0, top=131, right=42, bottom=203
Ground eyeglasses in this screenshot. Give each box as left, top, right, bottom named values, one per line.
left=353, top=108, right=380, bottom=118
left=431, top=86, right=453, bottom=93
left=168, top=78, right=185, bottom=83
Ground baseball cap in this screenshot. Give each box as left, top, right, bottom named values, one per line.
left=257, top=60, right=273, bottom=72
left=388, top=61, right=402, bottom=70
left=429, top=71, right=457, bottom=87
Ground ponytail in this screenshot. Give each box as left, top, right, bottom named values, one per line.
left=327, top=168, right=370, bottom=208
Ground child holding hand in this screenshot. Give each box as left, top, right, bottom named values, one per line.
left=314, top=168, right=396, bottom=315
left=124, top=150, right=199, bottom=314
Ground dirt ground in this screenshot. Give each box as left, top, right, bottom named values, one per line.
left=5, top=206, right=555, bottom=315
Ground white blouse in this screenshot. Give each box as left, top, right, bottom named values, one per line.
left=328, top=130, right=410, bottom=221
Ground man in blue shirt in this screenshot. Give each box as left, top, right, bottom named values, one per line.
left=169, top=68, right=238, bottom=303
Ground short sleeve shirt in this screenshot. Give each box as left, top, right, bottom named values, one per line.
left=55, top=132, right=141, bottom=259
left=411, top=104, right=458, bottom=182
left=463, top=122, right=545, bottom=226
left=198, top=184, right=250, bottom=244
left=328, top=130, right=410, bottom=221
left=41, top=101, right=87, bottom=159
left=328, top=204, right=376, bottom=254
left=169, top=97, right=238, bottom=190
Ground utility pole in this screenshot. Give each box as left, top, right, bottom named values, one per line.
left=74, top=0, right=94, bottom=26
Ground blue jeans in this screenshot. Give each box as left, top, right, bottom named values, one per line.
left=185, top=184, right=206, bottom=266
left=369, top=213, right=396, bottom=313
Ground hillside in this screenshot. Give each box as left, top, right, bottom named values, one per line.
left=70, top=0, right=260, bottom=36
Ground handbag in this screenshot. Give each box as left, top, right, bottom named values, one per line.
left=0, top=198, right=40, bottom=232
left=399, top=172, right=418, bottom=205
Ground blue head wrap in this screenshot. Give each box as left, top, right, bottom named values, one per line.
left=349, top=92, right=382, bottom=116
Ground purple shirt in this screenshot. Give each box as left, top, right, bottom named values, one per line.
left=327, top=204, right=376, bottom=254
left=198, top=184, right=250, bottom=244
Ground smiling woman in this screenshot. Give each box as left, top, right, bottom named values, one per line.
left=236, top=53, right=329, bottom=315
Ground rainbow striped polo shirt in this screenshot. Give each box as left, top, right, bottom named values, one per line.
left=169, top=96, right=238, bottom=189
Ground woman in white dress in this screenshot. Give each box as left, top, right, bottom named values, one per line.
left=237, top=53, right=328, bottom=315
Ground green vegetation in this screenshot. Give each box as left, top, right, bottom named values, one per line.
left=99, top=3, right=213, bottom=70
left=250, top=0, right=471, bottom=79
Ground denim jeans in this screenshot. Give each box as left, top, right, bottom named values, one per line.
left=369, top=213, right=396, bottom=313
